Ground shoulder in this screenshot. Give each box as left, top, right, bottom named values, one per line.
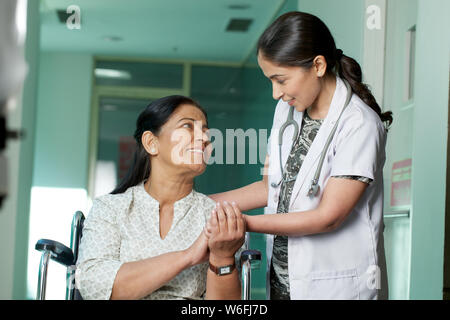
left=193, top=191, right=216, bottom=220
left=88, top=186, right=136, bottom=223
left=194, top=191, right=216, bottom=211
left=340, top=94, right=386, bottom=138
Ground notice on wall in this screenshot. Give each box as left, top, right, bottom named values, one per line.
left=390, top=158, right=412, bottom=207
left=118, top=137, right=136, bottom=181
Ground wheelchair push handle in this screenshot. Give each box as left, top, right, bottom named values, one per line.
left=35, top=239, right=75, bottom=267
left=35, top=239, right=75, bottom=300
left=70, top=211, right=85, bottom=263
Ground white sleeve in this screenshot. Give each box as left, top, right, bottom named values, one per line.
left=267, top=99, right=284, bottom=157
left=75, top=199, right=123, bottom=300
left=330, top=116, right=385, bottom=181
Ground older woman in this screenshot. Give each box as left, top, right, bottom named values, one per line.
left=75, top=95, right=245, bottom=300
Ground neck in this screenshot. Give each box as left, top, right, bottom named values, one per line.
left=144, top=162, right=194, bottom=207
left=308, top=74, right=336, bottom=120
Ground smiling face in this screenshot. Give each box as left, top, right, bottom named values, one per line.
left=257, top=52, right=323, bottom=113
left=142, top=103, right=211, bottom=178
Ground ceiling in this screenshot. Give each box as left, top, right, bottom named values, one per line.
left=39, top=0, right=292, bottom=64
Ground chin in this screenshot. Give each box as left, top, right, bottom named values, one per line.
left=178, top=151, right=209, bottom=177
left=294, top=105, right=307, bottom=112
left=188, top=163, right=207, bottom=177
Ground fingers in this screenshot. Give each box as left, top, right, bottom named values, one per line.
left=209, top=209, right=218, bottom=230
left=209, top=201, right=245, bottom=239
left=204, top=222, right=212, bottom=239
left=222, top=201, right=237, bottom=235
left=232, top=202, right=245, bottom=235
left=222, top=201, right=245, bottom=239
left=207, top=201, right=246, bottom=261
left=215, top=202, right=227, bottom=233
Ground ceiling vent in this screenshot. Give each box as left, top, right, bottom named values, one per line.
left=226, top=18, right=253, bottom=32
left=56, top=9, right=70, bottom=24
left=227, top=4, right=251, bottom=10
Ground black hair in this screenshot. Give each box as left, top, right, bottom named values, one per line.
left=257, top=11, right=393, bottom=128
left=110, top=95, right=207, bottom=194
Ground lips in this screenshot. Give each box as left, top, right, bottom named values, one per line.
left=186, top=148, right=204, bottom=154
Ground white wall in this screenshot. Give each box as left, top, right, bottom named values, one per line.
left=381, top=0, right=418, bottom=300
left=24, top=51, right=93, bottom=299
left=298, top=0, right=365, bottom=63
left=0, top=81, right=21, bottom=298
left=0, top=0, right=40, bottom=299
left=409, top=0, right=450, bottom=299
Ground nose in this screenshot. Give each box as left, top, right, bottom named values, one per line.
left=200, top=130, right=209, bottom=143
left=193, top=124, right=209, bottom=144
left=272, top=83, right=283, bottom=100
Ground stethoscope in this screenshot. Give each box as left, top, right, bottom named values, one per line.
left=270, top=79, right=353, bottom=198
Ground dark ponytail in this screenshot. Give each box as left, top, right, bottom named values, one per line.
left=111, top=95, right=206, bottom=194
left=337, top=53, right=393, bottom=127
left=257, top=11, right=393, bottom=129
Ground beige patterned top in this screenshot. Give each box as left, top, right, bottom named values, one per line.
left=75, top=182, right=216, bottom=300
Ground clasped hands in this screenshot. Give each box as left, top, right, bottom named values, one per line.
left=187, top=201, right=246, bottom=267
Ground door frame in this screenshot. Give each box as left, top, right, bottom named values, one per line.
left=444, top=69, right=450, bottom=300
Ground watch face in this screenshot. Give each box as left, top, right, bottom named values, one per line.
left=219, top=266, right=231, bottom=275
left=210, top=262, right=235, bottom=276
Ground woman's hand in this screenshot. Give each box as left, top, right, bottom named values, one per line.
left=184, top=229, right=209, bottom=267
left=205, top=201, right=245, bottom=264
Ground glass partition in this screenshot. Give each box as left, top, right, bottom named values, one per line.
left=95, top=97, right=151, bottom=197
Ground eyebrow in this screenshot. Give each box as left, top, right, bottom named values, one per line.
left=177, top=117, right=209, bottom=128
left=177, top=117, right=196, bottom=123
left=269, top=74, right=285, bottom=80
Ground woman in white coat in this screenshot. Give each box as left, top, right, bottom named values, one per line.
left=208, top=11, right=393, bottom=300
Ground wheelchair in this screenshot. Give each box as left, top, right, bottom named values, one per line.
left=35, top=211, right=261, bottom=300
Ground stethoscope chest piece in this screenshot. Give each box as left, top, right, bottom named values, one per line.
left=271, top=181, right=281, bottom=188
left=307, top=179, right=320, bottom=198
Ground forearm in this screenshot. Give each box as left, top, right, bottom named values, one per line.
left=244, top=178, right=367, bottom=237
left=209, top=180, right=268, bottom=212
left=111, top=250, right=192, bottom=300
left=244, top=209, right=334, bottom=237
left=205, top=255, right=241, bottom=300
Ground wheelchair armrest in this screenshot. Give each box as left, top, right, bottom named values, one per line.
left=35, top=239, right=75, bottom=267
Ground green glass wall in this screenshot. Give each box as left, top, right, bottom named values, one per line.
left=192, top=64, right=273, bottom=299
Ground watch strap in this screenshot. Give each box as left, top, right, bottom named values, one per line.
left=209, top=261, right=235, bottom=276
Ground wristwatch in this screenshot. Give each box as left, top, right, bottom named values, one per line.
left=209, top=261, right=235, bottom=276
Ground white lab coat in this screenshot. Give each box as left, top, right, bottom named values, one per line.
left=265, top=76, right=388, bottom=300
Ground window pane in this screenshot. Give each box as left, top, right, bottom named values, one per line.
left=95, top=60, right=183, bottom=88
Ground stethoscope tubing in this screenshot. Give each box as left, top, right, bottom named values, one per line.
left=271, top=79, right=353, bottom=198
